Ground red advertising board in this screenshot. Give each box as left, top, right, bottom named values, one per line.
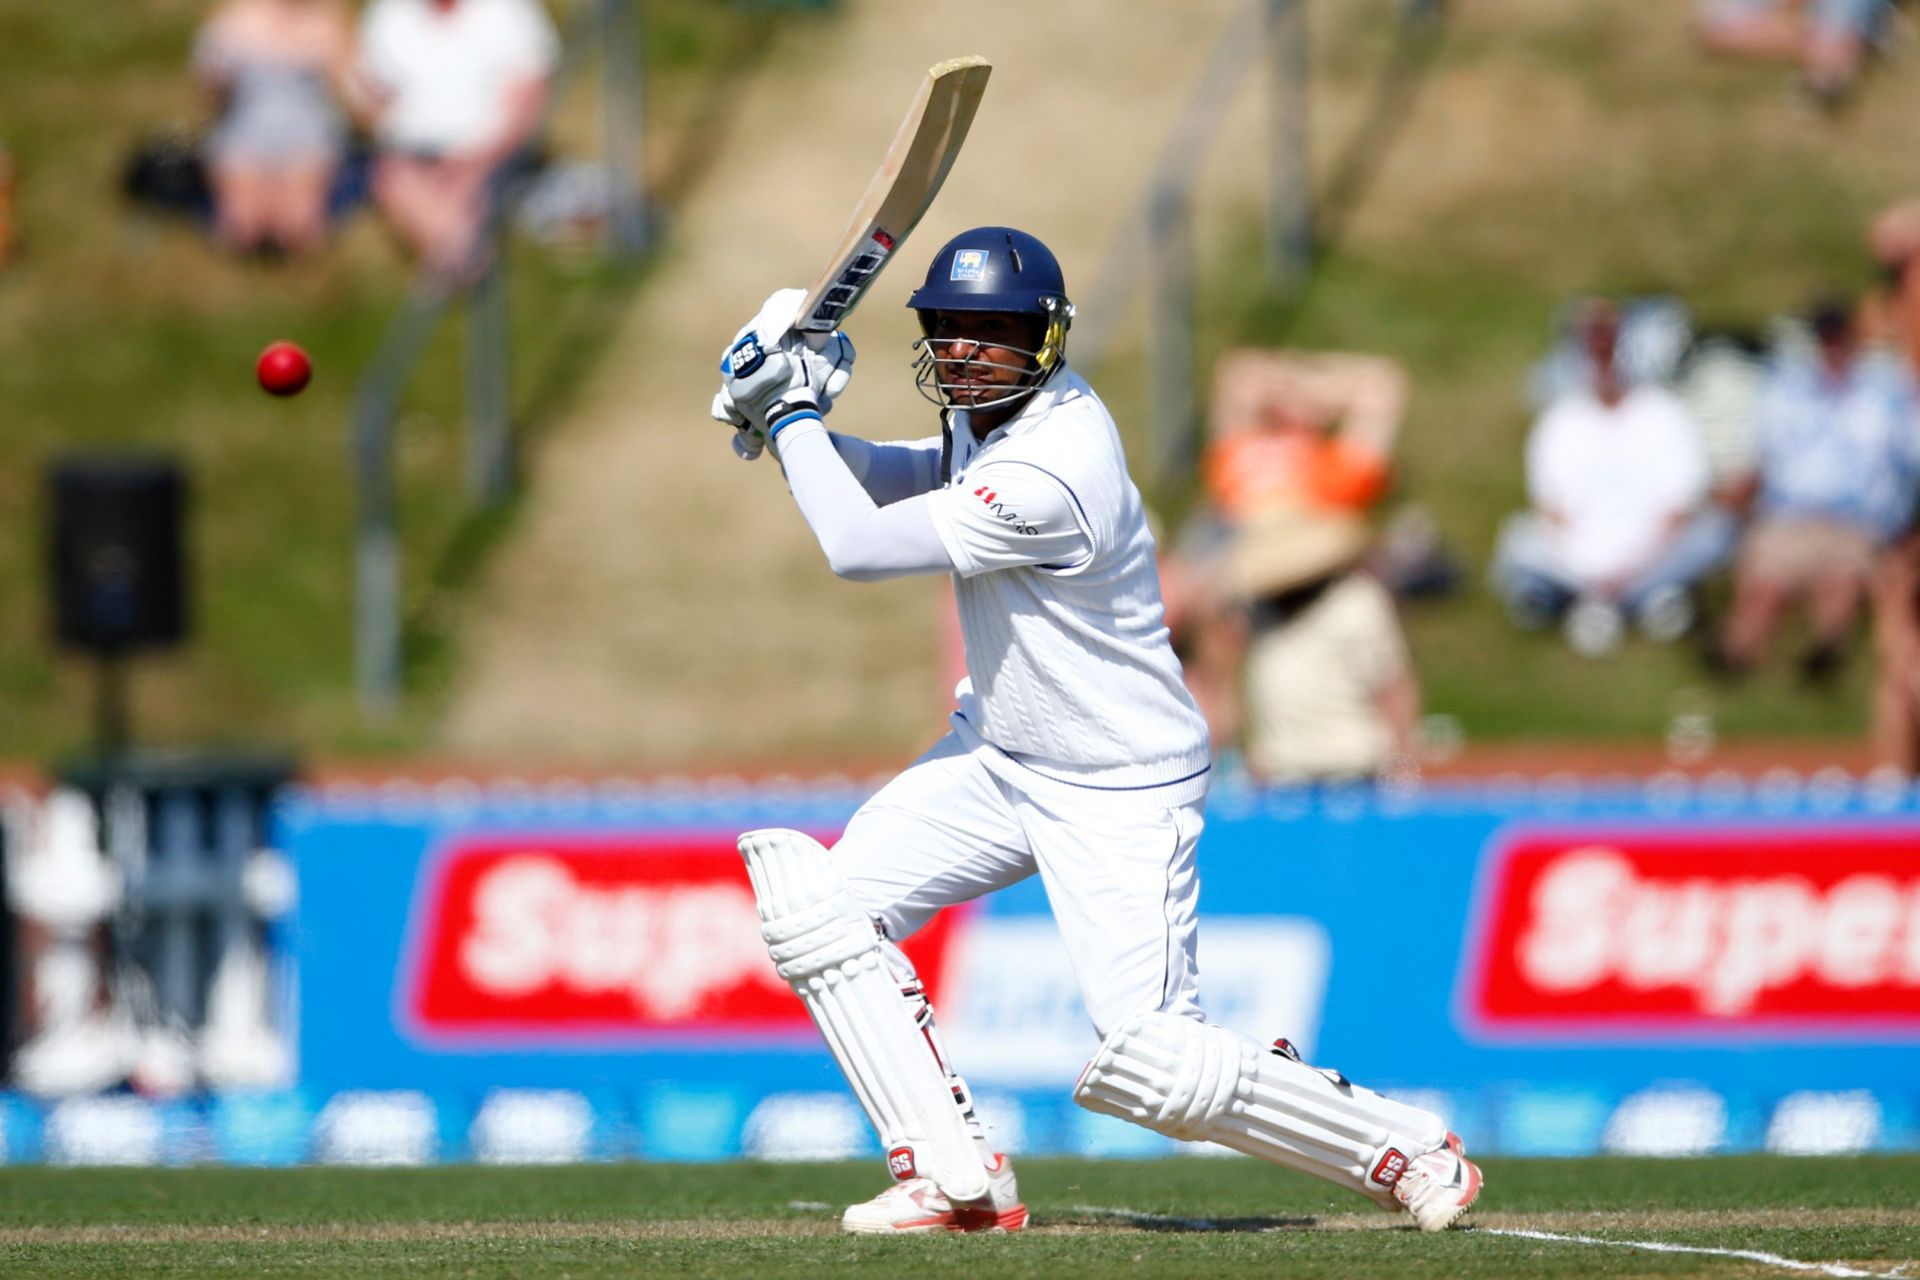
left=405, top=835, right=963, bottom=1036
left=1468, top=829, right=1920, bottom=1031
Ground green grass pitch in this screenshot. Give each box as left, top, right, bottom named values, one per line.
left=0, top=1155, right=1915, bottom=1278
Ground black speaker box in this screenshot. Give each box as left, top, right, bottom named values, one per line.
left=47, top=453, right=189, bottom=654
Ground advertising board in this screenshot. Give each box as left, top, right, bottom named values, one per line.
left=279, top=779, right=1920, bottom=1159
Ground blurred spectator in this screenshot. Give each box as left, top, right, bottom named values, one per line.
left=1866, top=202, right=1920, bottom=768
left=1171, top=349, right=1405, bottom=750
left=1674, top=326, right=1769, bottom=502
left=1696, top=0, right=1893, bottom=108
left=1491, top=300, right=1733, bottom=656
left=1869, top=524, right=1920, bottom=769
left=193, top=0, right=353, bottom=257
left=1216, top=509, right=1418, bottom=783
left=1528, top=294, right=1694, bottom=410
left=1865, top=198, right=1920, bottom=373
left=352, top=0, right=559, bottom=278
left=1714, top=298, right=1920, bottom=681
left=1201, top=348, right=1406, bottom=523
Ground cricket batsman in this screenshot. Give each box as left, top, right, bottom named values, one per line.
left=710, top=227, right=1483, bottom=1234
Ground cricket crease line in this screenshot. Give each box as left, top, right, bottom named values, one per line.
left=1480, top=1227, right=1913, bottom=1279
left=1070, top=1205, right=1913, bottom=1277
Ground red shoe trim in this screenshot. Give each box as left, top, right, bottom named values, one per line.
left=943, top=1201, right=1027, bottom=1233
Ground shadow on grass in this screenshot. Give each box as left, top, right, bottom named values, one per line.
left=1058, top=1207, right=1331, bottom=1233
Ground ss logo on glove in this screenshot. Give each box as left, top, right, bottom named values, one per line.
left=724, top=334, right=767, bottom=378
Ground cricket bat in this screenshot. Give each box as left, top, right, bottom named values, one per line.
left=793, top=55, right=992, bottom=333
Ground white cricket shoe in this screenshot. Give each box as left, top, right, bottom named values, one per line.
left=1393, top=1131, right=1483, bottom=1231
left=840, top=1153, right=1028, bottom=1234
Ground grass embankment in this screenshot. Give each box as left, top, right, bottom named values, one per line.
left=0, top=0, right=783, bottom=761
left=3, top=1, right=1918, bottom=763
left=1114, top=2, right=1920, bottom=748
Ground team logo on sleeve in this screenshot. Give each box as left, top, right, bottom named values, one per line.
left=950, top=249, right=988, bottom=281
left=973, top=484, right=1038, bottom=535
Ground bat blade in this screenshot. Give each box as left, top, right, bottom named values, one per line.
left=795, top=55, right=992, bottom=334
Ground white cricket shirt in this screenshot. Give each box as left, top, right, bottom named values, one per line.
left=930, top=372, right=1210, bottom=801
left=779, top=366, right=1210, bottom=803
left=1526, top=386, right=1709, bottom=583
left=357, top=0, right=559, bottom=154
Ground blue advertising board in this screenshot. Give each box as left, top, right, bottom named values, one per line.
left=267, top=774, right=1920, bottom=1163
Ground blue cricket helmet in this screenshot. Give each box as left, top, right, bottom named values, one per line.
left=907, top=227, right=1074, bottom=376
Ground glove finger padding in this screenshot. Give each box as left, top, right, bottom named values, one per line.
left=741, top=287, right=807, bottom=347
left=710, top=386, right=748, bottom=428
left=803, top=330, right=856, bottom=403
left=709, top=388, right=764, bottom=462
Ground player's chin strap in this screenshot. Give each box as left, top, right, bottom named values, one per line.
left=1074, top=1012, right=1450, bottom=1208
left=738, top=829, right=991, bottom=1203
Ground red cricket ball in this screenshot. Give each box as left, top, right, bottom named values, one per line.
left=256, top=340, right=312, bottom=397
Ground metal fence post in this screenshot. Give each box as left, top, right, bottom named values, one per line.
left=465, top=256, right=514, bottom=507
left=354, top=370, right=403, bottom=717
left=1148, top=183, right=1196, bottom=486
left=1268, top=0, right=1312, bottom=287
left=600, top=0, right=650, bottom=255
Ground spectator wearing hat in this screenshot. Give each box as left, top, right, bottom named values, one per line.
left=1215, top=509, right=1419, bottom=784
left=1491, top=300, right=1733, bottom=656
left=1715, top=297, right=1920, bottom=682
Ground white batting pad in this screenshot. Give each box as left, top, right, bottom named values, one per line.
left=1073, top=1011, right=1447, bottom=1206
left=738, top=828, right=989, bottom=1202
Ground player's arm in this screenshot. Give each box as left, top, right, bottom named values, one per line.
left=830, top=433, right=943, bottom=504
left=775, top=423, right=953, bottom=579
left=718, top=315, right=1085, bottom=577
left=777, top=424, right=1092, bottom=581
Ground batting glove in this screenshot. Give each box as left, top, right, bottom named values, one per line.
left=713, top=288, right=855, bottom=461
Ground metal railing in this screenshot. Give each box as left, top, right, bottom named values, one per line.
left=352, top=0, right=649, bottom=717
left=1072, top=0, right=1313, bottom=486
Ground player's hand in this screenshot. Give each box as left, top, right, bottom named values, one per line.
left=728, top=288, right=857, bottom=410
left=714, top=290, right=856, bottom=460
left=709, top=387, right=765, bottom=460
left=720, top=332, right=817, bottom=436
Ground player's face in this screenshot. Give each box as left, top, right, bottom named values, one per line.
left=927, top=310, right=1038, bottom=406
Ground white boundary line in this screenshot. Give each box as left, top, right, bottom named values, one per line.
left=1070, top=1205, right=1913, bottom=1278
left=1481, top=1227, right=1911, bottom=1279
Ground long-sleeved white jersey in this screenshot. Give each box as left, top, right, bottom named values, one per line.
left=774, top=365, right=1211, bottom=805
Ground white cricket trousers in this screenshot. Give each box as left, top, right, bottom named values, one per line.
left=833, top=732, right=1205, bottom=1037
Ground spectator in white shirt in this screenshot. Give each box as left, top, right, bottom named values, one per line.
left=1491, top=300, right=1736, bottom=656
left=351, top=0, right=559, bottom=278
